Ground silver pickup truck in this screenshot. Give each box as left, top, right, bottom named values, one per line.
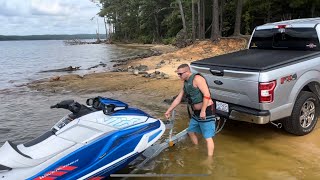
left=190, top=18, right=320, bottom=135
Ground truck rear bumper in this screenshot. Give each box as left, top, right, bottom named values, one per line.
left=229, top=110, right=270, bottom=124
left=215, top=102, right=270, bottom=124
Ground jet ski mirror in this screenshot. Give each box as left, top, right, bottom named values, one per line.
left=103, top=104, right=116, bottom=115
left=92, top=97, right=104, bottom=110
left=86, top=98, right=94, bottom=106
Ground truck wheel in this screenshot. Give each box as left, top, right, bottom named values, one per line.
left=283, top=91, right=319, bottom=135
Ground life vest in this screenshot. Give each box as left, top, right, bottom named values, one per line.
left=183, top=73, right=203, bottom=105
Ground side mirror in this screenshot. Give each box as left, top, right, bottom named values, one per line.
left=103, top=104, right=116, bottom=115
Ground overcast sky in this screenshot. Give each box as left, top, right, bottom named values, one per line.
left=0, top=0, right=104, bottom=35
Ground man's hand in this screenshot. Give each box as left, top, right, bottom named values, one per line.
left=165, top=110, right=171, bottom=119
left=200, top=110, right=206, bottom=120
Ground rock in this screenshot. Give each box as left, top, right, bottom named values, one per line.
left=40, top=66, right=80, bottom=73
left=50, top=76, right=60, bottom=81
left=163, top=74, right=169, bottom=79
left=133, top=69, right=139, bottom=75
left=128, top=68, right=134, bottom=72
left=138, top=71, right=148, bottom=74
left=137, top=65, right=148, bottom=71
left=149, top=73, right=156, bottom=78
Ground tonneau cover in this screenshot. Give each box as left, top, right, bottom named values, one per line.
left=191, top=49, right=320, bottom=71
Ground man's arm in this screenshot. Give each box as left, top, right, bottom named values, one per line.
left=165, top=89, right=184, bottom=119
left=195, top=75, right=211, bottom=119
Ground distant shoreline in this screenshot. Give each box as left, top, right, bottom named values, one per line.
left=0, top=34, right=105, bottom=41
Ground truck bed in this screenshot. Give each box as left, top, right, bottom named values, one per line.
left=191, top=49, right=320, bottom=71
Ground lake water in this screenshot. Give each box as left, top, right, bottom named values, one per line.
left=0, top=40, right=149, bottom=89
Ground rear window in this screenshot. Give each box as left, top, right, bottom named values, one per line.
left=249, top=28, right=320, bottom=50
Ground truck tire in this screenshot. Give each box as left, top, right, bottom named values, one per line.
left=283, top=91, right=319, bottom=135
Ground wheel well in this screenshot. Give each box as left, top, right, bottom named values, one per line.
left=304, top=81, right=320, bottom=100
left=301, top=85, right=312, bottom=92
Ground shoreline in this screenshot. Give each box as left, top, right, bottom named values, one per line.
left=26, top=38, right=247, bottom=117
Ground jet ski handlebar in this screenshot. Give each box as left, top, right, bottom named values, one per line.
left=50, top=100, right=82, bottom=113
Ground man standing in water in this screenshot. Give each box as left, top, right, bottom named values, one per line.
left=165, top=64, right=215, bottom=156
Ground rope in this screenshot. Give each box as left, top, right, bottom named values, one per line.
left=215, top=117, right=227, bottom=134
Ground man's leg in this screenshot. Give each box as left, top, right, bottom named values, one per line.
left=187, top=118, right=201, bottom=145
left=206, top=137, right=214, bottom=156
left=188, top=132, right=198, bottom=145
left=201, top=120, right=216, bottom=156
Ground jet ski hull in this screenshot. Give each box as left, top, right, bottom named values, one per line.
left=0, top=97, right=165, bottom=180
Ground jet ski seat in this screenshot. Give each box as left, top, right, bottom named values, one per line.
left=0, top=164, right=11, bottom=172
left=23, top=131, right=54, bottom=147
left=0, top=134, right=75, bottom=169
left=5, top=141, right=31, bottom=158
left=0, top=141, right=36, bottom=169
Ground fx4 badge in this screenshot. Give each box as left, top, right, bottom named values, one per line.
left=280, top=74, right=297, bottom=84
left=306, top=43, right=317, bottom=49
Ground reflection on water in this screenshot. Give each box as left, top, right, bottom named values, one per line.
left=1, top=88, right=320, bottom=179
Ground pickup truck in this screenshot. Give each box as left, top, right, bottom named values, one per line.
left=190, top=18, right=320, bottom=135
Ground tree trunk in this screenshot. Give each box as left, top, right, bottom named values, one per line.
left=115, top=11, right=119, bottom=36
left=211, top=0, right=219, bottom=41
left=233, top=0, right=243, bottom=36
left=266, top=2, right=271, bottom=23
left=177, top=0, right=187, bottom=37
left=311, top=3, right=315, bottom=17
left=96, top=18, right=100, bottom=41
left=192, top=0, right=196, bottom=41
left=104, top=16, right=108, bottom=40
left=108, top=23, right=112, bottom=41
left=154, top=13, right=160, bottom=42
left=201, top=0, right=205, bottom=38
left=219, top=0, right=224, bottom=36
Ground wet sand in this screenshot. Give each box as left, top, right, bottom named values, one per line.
left=26, top=38, right=320, bottom=179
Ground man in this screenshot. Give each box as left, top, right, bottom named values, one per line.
left=165, top=64, right=215, bottom=156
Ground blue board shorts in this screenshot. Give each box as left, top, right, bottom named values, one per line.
left=187, top=117, right=216, bottom=139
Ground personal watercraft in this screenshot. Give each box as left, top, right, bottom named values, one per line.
left=0, top=97, right=165, bottom=179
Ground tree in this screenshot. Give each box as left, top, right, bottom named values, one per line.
left=211, top=0, right=219, bottom=41
left=177, top=0, right=187, bottom=37
left=192, top=0, right=196, bottom=41
left=97, top=0, right=320, bottom=44
left=219, top=0, right=225, bottom=35
left=233, top=0, right=243, bottom=36
left=197, top=0, right=206, bottom=39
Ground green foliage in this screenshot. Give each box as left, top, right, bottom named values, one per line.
left=162, top=37, right=176, bottom=45
left=138, top=35, right=153, bottom=44
left=98, top=0, right=320, bottom=43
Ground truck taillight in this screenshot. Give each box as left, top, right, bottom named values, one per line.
left=259, top=80, right=277, bottom=103
left=276, top=25, right=287, bottom=29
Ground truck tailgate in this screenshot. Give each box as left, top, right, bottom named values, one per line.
left=190, top=64, right=260, bottom=110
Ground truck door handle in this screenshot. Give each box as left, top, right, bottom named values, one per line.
left=210, top=69, right=224, bottom=76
